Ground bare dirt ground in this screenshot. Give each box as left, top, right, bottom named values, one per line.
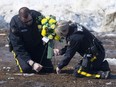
left=0, top=30, right=116, bottom=87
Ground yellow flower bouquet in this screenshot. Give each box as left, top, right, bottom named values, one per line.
left=37, top=15, right=60, bottom=59
left=38, top=15, right=60, bottom=43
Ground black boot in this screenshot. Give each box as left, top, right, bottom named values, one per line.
left=98, top=71, right=110, bottom=79
left=97, top=60, right=111, bottom=79
left=100, top=60, right=110, bottom=71
left=74, top=65, right=84, bottom=78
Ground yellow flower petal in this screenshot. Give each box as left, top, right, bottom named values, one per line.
left=54, top=35, right=60, bottom=41
left=42, top=25, right=48, bottom=29
left=49, top=18, right=56, bottom=24
left=46, top=16, right=50, bottom=20
left=48, top=35, right=53, bottom=39
left=50, top=24, right=56, bottom=29
left=41, top=28, right=46, bottom=36
left=38, top=25, right=42, bottom=29
left=41, top=18, right=48, bottom=25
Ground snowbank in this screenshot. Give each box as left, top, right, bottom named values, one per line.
left=0, top=0, right=116, bottom=31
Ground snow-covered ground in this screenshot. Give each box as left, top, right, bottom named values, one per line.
left=0, top=0, right=116, bottom=65
left=0, top=0, right=116, bottom=32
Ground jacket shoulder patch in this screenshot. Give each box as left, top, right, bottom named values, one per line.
left=77, top=24, right=83, bottom=32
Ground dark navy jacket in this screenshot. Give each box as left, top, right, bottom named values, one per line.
left=9, top=10, right=47, bottom=63
left=58, top=23, right=105, bottom=69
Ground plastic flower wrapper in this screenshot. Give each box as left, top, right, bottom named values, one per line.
left=37, top=15, right=61, bottom=59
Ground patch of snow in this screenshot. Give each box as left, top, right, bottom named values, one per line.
left=105, top=58, right=116, bottom=65
left=0, top=0, right=116, bottom=32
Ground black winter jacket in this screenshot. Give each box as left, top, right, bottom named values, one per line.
left=58, top=23, right=105, bottom=69
left=9, top=10, right=47, bottom=63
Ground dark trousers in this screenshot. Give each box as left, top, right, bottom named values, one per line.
left=13, top=54, right=54, bottom=73
left=74, top=51, right=110, bottom=77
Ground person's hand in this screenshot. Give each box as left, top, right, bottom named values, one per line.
left=32, top=62, right=43, bottom=72
left=56, top=67, right=61, bottom=74
left=28, top=59, right=43, bottom=72
left=53, top=49, right=60, bottom=56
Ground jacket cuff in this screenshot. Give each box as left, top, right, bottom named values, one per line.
left=58, top=64, right=64, bottom=69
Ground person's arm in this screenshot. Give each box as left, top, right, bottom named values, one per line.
left=59, top=45, right=68, bottom=55
left=56, top=37, right=80, bottom=74
left=9, top=17, right=31, bottom=62
left=58, top=37, right=81, bottom=69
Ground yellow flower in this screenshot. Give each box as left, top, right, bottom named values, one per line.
left=54, top=35, right=60, bottom=41
left=41, top=18, right=48, bottom=25
left=50, top=24, right=56, bottom=29
left=46, top=16, right=50, bottom=20
left=48, top=35, right=53, bottom=39
left=42, top=25, right=48, bottom=29
left=41, top=28, right=46, bottom=36
left=39, top=15, right=59, bottom=41
left=38, top=25, right=42, bottom=29
left=49, top=19, right=56, bottom=24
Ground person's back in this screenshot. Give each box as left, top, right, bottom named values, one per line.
left=68, top=23, right=105, bottom=56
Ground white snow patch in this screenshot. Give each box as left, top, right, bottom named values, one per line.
left=105, top=58, right=116, bottom=65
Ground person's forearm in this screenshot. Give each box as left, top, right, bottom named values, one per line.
left=59, top=46, right=67, bottom=55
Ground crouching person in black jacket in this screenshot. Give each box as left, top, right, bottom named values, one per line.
left=54, top=21, right=111, bottom=79
left=9, top=7, right=53, bottom=73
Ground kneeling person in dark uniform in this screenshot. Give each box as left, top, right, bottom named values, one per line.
left=54, top=21, right=110, bottom=79
left=9, top=7, right=53, bottom=73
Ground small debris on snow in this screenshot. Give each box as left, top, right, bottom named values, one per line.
left=106, top=82, right=112, bottom=85
left=88, top=80, right=93, bottom=84
left=8, top=77, right=15, bottom=80
left=23, top=73, right=35, bottom=77
left=73, top=81, right=76, bottom=84
left=5, top=44, right=9, bottom=47
left=14, top=73, right=35, bottom=77
left=2, top=67, right=11, bottom=72
left=105, top=58, right=116, bottom=65
left=0, top=33, right=6, bottom=36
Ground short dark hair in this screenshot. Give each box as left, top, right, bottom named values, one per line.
left=19, top=7, right=30, bottom=18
